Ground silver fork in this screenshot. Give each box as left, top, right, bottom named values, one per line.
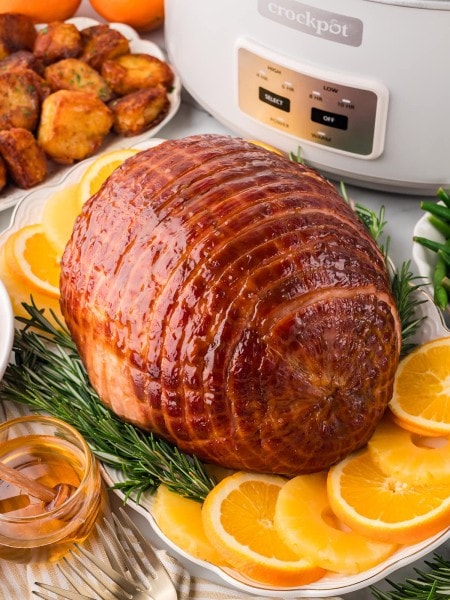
left=33, top=507, right=177, bottom=600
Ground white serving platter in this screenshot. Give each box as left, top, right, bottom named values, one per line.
left=1, top=140, right=450, bottom=598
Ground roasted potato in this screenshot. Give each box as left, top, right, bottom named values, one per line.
left=0, top=50, right=44, bottom=75
left=8, top=67, right=52, bottom=103
left=33, top=21, right=82, bottom=65
left=80, top=26, right=130, bottom=71
left=0, top=13, right=36, bottom=60
left=101, top=53, right=174, bottom=96
left=109, top=85, right=169, bottom=136
left=0, top=127, right=48, bottom=189
left=0, top=20, right=175, bottom=195
left=79, top=24, right=109, bottom=42
left=45, top=58, right=113, bottom=101
left=0, top=154, right=6, bottom=191
left=0, top=70, right=41, bottom=131
left=38, top=89, right=113, bottom=164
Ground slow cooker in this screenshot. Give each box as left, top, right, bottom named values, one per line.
left=164, top=0, right=450, bottom=194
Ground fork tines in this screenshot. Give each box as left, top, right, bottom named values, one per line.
left=104, top=507, right=173, bottom=590
left=33, top=507, right=177, bottom=600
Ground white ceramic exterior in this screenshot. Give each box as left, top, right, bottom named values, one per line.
left=164, top=0, right=450, bottom=194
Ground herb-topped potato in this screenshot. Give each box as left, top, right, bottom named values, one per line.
left=0, top=70, right=41, bottom=131
left=101, top=52, right=174, bottom=96
left=33, top=21, right=82, bottom=65
left=80, top=25, right=130, bottom=71
left=45, top=58, right=113, bottom=102
left=38, top=90, right=113, bottom=164
left=0, top=50, right=44, bottom=75
left=110, top=85, right=170, bottom=136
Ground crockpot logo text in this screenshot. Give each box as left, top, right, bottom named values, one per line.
left=258, top=0, right=363, bottom=47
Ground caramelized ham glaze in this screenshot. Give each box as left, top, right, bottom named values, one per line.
left=60, top=134, right=402, bottom=475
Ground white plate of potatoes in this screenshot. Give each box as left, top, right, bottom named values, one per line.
left=0, top=16, right=181, bottom=211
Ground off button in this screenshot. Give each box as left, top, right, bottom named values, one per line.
left=311, top=108, right=348, bottom=130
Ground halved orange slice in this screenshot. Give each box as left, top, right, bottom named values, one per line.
left=41, top=183, right=81, bottom=255
left=389, top=337, right=450, bottom=436
left=201, top=471, right=324, bottom=587
left=3, top=224, right=60, bottom=298
left=327, top=447, right=450, bottom=545
left=78, top=148, right=139, bottom=207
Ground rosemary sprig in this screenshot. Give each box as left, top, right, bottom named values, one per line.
left=391, top=260, right=426, bottom=356
left=339, top=180, right=387, bottom=242
left=0, top=300, right=216, bottom=503
left=371, top=553, right=450, bottom=599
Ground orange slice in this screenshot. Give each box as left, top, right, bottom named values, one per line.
left=78, top=148, right=139, bottom=207
left=201, top=471, right=325, bottom=587
left=152, top=484, right=226, bottom=566
left=0, top=244, right=64, bottom=327
left=389, top=337, right=450, bottom=436
left=368, top=416, right=450, bottom=485
left=327, top=447, right=450, bottom=545
left=41, top=183, right=81, bottom=255
left=274, top=471, right=396, bottom=574
left=3, top=224, right=60, bottom=298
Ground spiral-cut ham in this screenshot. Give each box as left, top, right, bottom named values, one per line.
left=60, top=134, right=402, bottom=475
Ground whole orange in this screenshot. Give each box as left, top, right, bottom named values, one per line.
left=88, top=0, right=164, bottom=31
left=0, top=0, right=82, bottom=22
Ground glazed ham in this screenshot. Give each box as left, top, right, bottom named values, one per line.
left=60, top=134, right=402, bottom=475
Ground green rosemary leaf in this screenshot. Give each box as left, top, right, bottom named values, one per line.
left=0, top=300, right=216, bottom=503
left=288, top=146, right=304, bottom=164
left=390, top=260, right=426, bottom=356
left=339, top=181, right=387, bottom=242
left=370, top=553, right=450, bottom=599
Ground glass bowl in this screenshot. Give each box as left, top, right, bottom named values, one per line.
left=0, top=415, right=105, bottom=563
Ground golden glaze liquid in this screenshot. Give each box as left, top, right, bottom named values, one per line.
left=0, top=433, right=103, bottom=563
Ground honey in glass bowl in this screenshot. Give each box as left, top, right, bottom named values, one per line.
left=0, top=415, right=104, bottom=563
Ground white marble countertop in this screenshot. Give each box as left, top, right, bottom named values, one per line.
left=1, top=2, right=446, bottom=599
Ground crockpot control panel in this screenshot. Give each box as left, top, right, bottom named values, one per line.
left=237, top=39, right=389, bottom=159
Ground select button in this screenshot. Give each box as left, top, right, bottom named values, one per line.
left=311, top=107, right=348, bottom=130
left=259, top=87, right=290, bottom=112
